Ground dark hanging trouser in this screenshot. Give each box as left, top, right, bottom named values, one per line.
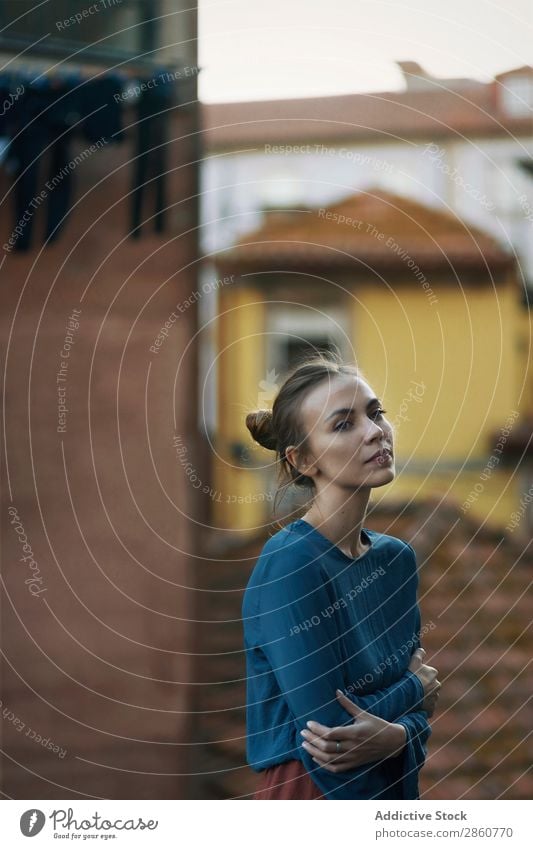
left=5, top=75, right=124, bottom=251
left=12, top=129, right=75, bottom=251
left=43, top=75, right=124, bottom=243
left=7, top=86, right=50, bottom=251
left=44, top=133, right=75, bottom=244
left=130, top=86, right=168, bottom=238
left=12, top=133, right=49, bottom=251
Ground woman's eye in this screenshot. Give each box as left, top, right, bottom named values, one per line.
left=334, top=420, right=352, bottom=431
left=371, top=408, right=387, bottom=420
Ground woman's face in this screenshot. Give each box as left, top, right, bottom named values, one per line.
left=291, top=373, right=395, bottom=490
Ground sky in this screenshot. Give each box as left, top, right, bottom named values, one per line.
left=198, top=0, right=533, bottom=103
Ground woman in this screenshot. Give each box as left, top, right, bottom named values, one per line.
left=242, top=353, right=440, bottom=800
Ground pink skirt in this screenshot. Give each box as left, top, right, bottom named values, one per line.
left=253, top=758, right=325, bottom=800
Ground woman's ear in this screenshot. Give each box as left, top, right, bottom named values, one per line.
left=284, top=444, right=299, bottom=471
left=286, top=444, right=317, bottom=478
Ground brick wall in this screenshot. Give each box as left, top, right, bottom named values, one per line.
left=0, top=106, right=203, bottom=799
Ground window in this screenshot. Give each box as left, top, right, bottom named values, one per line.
left=284, top=337, right=338, bottom=370
left=266, top=304, right=349, bottom=376
left=261, top=303, right=351, bottom=510
left=259, top=169, right=303, bottom=206
left=500, top=75, right=533, bottom=117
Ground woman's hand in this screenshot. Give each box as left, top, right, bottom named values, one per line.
left=300, top=691, right=408, bottom=773
left=408, top=647, right=441, bottom=716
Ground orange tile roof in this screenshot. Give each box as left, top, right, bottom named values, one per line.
left=202, top=82, right=532, bottom=149
left=211, top=188, right=513, bottom=272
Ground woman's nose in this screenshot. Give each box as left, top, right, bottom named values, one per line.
left=367, top=423, right=385, bottom=439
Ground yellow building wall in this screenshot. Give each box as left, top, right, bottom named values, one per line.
left=213, top=271, right=529, bottom=534
left=354, top=273, right=525, bottom=530
left=515, top=297, right=533, bottom=420
left=213, top=285, right=268, bottom=530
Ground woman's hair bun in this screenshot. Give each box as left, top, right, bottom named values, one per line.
left=245, top=409, right=277, bottom=450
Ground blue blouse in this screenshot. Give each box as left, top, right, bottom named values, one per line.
left=242, top=518, right=432, bottom=800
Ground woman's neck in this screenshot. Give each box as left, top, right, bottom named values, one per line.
left=300, top=491, right=371, bottom=559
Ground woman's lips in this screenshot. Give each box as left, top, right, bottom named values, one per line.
left=365, top=450, right=393, bottom=465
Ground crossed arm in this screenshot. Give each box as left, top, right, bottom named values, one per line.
left=342, top=591, right=426, bottom=721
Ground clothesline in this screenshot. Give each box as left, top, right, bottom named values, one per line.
left=0, top=62, right=178, bottom=90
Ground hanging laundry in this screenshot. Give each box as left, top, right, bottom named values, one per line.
left=0, top=69, right=126, bottom=251
left=1, top=65, right=182, bottom=250
left=3, top=82, right=55, bottom=251
left=129, top=70, right=176, bottom=239
left=78, top=75, right=125, bottom=144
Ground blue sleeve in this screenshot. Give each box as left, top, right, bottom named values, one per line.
left=394, top=710, right=432, bottom=799
left=344, top=669, right=424, bottom=720
left=258, top=548, right=422, bottom=800
left=346, top=543, right=425, bottom=718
